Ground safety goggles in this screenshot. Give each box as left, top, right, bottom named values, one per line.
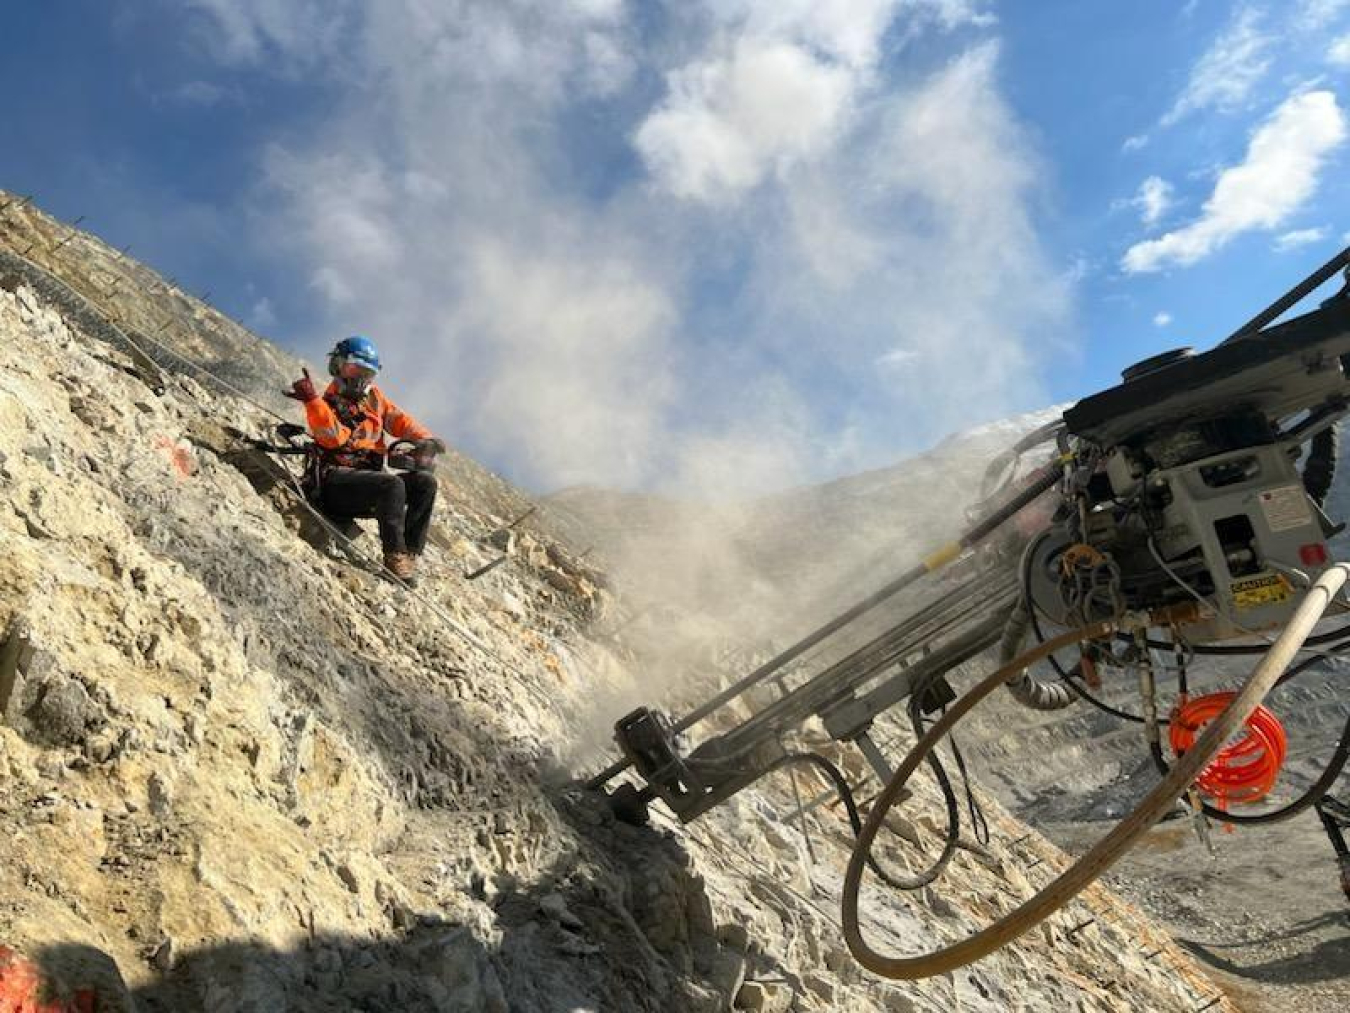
left=337, top=360, right=378, bottom=380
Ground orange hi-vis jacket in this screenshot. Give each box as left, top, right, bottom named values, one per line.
left=303, top=382, right=432, bottom=468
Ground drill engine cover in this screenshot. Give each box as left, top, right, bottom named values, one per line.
left=1031, top=294, right=1350, bottom=642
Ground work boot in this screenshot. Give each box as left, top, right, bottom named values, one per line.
left=384, top=551, right=417, bottom=582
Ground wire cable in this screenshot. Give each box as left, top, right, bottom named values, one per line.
left=13, top=247, right=555, bottom=697
left=762, top=752, right=956, bottom=891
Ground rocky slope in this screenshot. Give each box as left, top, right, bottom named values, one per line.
left=0, top=191, right=1235, bottom=1011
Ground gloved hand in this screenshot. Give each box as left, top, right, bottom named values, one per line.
left=283, top=368, right=319, bottom=403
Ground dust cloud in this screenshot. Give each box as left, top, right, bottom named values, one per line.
left=188, top=2, right=1071, bottom=713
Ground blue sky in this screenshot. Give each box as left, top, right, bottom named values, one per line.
left=4, top=1, right=1350, bottom=495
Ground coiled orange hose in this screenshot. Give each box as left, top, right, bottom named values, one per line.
left=1170, top=692, right=1287, bottom=809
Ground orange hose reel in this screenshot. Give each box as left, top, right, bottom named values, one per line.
left=1169, top=691, right=1288, bottom=810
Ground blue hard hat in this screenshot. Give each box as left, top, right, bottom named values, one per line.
left=331, top=335, right=381, bottom=372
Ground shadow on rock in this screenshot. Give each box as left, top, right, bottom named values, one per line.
left=27, top=793, right=757, bottom=1013
left=37, top=924, right=505, bottom=1013
left=1177, top=919, right=1350, bottom=986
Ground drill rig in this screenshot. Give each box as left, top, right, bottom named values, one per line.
left=587, top=248, right=1350, bottom=978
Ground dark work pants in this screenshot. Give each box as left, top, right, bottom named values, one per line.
left=320, top=468, right=437, bottom=554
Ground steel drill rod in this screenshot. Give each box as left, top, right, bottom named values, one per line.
left=1221, top=245, right=1350, bottom=344
left=673, top=461, right=1058, bottom=736
left=715, top=582, right=1012, bottom=756
left=465, top=556, right=508, bottom=580
left=586, top=460, right=1062, bottom=790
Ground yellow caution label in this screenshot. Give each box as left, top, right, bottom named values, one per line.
left=923, top=543, right=962, bottom=571
left=1230, top=573, right=1292, bottom=610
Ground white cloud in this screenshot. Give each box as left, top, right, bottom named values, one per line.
left=877, top=347, right=921, bottom=371
left=1123, top=90, right=1347, bottom=273
left=1153, top=311, right=1172, bottom=327
left=249, top=296, right=277, bottom=329
left=1330, top=32, right=1350, bottom=65
left=751, top=42, right=1068, bottom=440
left=183, top=0, right=353, bottom=69
left=633, top=0, right=995, bottom=202
left=904, top=0, right=996, bottom=31
left=1061, top=254, right=1092, bottom=284
left=635, top=40, right=855, bottom=201
left=1122, top=133, right=1149, bottom=152
left=1133, top=176, right=1173, bottom=226
left=184, top=1, right=1062, bottom=496
left=1274, top=225, right=1330, bottom=250
left=1161, top=7, right=1273, bottom=127
left=1299, top=0, right=1350, bottom=29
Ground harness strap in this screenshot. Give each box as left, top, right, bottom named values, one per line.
left=319, top=392, right=384, bottom=471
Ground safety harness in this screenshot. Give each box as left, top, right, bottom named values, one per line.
left=316, top=391, right=385, bottom=475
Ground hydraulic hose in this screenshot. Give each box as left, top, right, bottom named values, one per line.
left=763, top=752, right=957, bottom=891
left=841, top=562, right=1349, bottom=980
left=1019, top=531, right=1151, bottom=723
left=1168, top=693, right=1287, bottom=807
left=1146, top=645, right=1350, bottom=827
left=1147, top=717, right=1350, bottom=827
left=999, top=594, right=1076, bottom=711
left=978, top=419, right=1065, bottom=500
left=1138, top=620, right=1350, bottom=656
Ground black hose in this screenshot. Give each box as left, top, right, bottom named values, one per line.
left=1303, top=423, right=1340, bottom=507
left=1019, top=533, right=1155, bottom=724
left=1316, top=797, right=1350, bottom=864
left=943, top=723, right=990, bottom=846
left=978, top=420, right=1065, bottom=500
left=1137, top=621, right=1350, bottom=655
left=962, top=462, right=1063, bottom=547
left=764, top=752, right=959, bottom=891
left=906, top=659, right=991, bottom=852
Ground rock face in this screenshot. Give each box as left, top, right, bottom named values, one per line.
left=0, top=191, right=1236, bottom=1011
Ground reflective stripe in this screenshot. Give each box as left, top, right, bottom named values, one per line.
left=311, top=382, right=431, bottom=448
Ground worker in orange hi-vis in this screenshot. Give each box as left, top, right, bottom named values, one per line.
left=284, top=335, right=447, bottom=582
